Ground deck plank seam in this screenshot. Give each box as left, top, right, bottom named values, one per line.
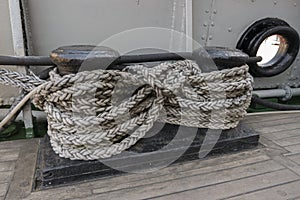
left=259, top=127, right=300, bottom=135
left=2, top=158, right=18, bottom=200
left=35, top=151, right=268, bottom=191
left=145, top=169, right=297, bottom=200
left=292, top=195, right=300, bottom=200
left=245, top=118, right=300, bottom=126
left=89, top=167, right=285, bottom=198
left=220, top=179, right=300, bottom=200
left=285, top=152, right=300, bottom=157
left=245, top=114, right=300, bottom=124
left=259, top=136, right=289, bottom=153
left=1, top=182, right=9, bottom=200
left=257, top=126, right=300, bottom=133
left=41, top=155, right=271, bottom=194
left=89, top=158, right=274, bottom=191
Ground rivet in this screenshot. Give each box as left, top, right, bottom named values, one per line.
left=228, top=28, right=232, bottom=32
left=205, top=10, right=209, bottom=13
left=209, top=36, right=213, bottom=40
left=274, top=1, right=277, bottom=5
left=211, top=22, right=215, bottom=27
left=201, top=35, right=206, bottom=40
left=294, top=3, right=297, bottom=7
left=203, top=23, right=208, bottom=27
left=213, top=10, right=217, bottom=14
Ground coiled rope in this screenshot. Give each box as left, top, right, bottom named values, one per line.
left=0, top=60, right=253, bottom=160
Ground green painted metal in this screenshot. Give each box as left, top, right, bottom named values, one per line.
left=248, top=96, right=300, bottom=112
left=0, top=118, right=47, bottom=142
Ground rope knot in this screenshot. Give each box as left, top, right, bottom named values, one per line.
left=0, top=60, right=253, bottom=160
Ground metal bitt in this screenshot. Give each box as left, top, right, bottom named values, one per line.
left=0, top=45, right=261, bottom=75
left=49, top=45, right=259, bottom=75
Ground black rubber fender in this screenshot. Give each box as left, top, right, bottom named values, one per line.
left=237, top=18, right=300, bottom=77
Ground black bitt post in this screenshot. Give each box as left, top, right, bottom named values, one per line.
left=49, top=45, right=256, bottom=74
left=35, top=45, right=260, bottom=190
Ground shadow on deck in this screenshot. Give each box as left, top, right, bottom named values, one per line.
left=1, top=113, right=300, bottom=200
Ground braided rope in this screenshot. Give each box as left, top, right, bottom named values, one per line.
left=0, top=60, right=253, bottom=160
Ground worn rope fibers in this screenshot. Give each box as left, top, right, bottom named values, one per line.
left=0, top=60, right=253, bottom=160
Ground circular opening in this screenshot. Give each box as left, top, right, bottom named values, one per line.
left=256, top=34, right=289, bottom=67
left=237, top=18, right=300, bottom=77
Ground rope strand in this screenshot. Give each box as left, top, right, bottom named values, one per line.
left=0, top=60, right=253, bottom=160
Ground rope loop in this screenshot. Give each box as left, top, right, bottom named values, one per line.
left=0, top=60, right=253, bottom=160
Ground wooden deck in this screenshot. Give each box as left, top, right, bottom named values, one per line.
left=1, top=113, right=300, bottom=200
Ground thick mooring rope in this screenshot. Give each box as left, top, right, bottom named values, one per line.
left=0, top=60, right=253, bottom=160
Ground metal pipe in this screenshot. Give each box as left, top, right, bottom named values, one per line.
left=0, top=54, right=261, bottom=66
left=252, top=96, right=300, bottom=110
left=0, top=55, right=53, bottom=66
left=117, top=52, right=192, bottom=64
left=246, top=56, right=262, bottom=63
left=253, top=88, right=300, bottom=99
left=253, top=89, right=286, bottom=98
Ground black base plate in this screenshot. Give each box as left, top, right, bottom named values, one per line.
left=35, top=122, right=259, bottom=190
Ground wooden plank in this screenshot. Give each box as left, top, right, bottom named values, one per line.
left=271, top=155, right=300, bottom=176
left=86, top=160, right=285, bottom=200
left=287, top=154, right=300, bottom=165
left=273, top=136, right=300, bottom=147
left=227, top=180, right=300, bottom=200
left=284, top=144, right=300, bottom=155
left=150, top=169, right=299, bottom=200
left=0, top=171, right=13, bottom=183
left=0, top=139, right=28, bottom=150
left=245, top=114, right=294, bottom=123
left=0, top=161, right=15, bottom=172
left=255, top=123, right=300, bottom=134
left=26, top=152, right=269, bottom=200
left=24, top=185, right=93, bottom=200
left=91, top=155, right=272, bottom=193
left=263, top=129, right=300, bottom=140
left=245, top=113, right=300, bottom=124
left=258, top=137, right=289, bottom=156
left=0, top=149, right=19, bottom=162
left=52, top=150, right=265, bottom=188
left=245, top=115, right=300, bottom=128
left=5, top=139, right=39, bottom=200
left=0, top=183, right=8, bottom=197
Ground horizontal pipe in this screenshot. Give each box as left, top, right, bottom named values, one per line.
left=0, top=54, right=261, bottom=66
left=117, top=52, right=192, bottom=64
left=252, top=96, right=300, bottom=110
left=246, top=56, right=262, bottom=63
left=0, top=55, right=53, bottom=66
left=253, top=89, right=286, bottom=98
left=253, top=88, right=300, bottom=99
